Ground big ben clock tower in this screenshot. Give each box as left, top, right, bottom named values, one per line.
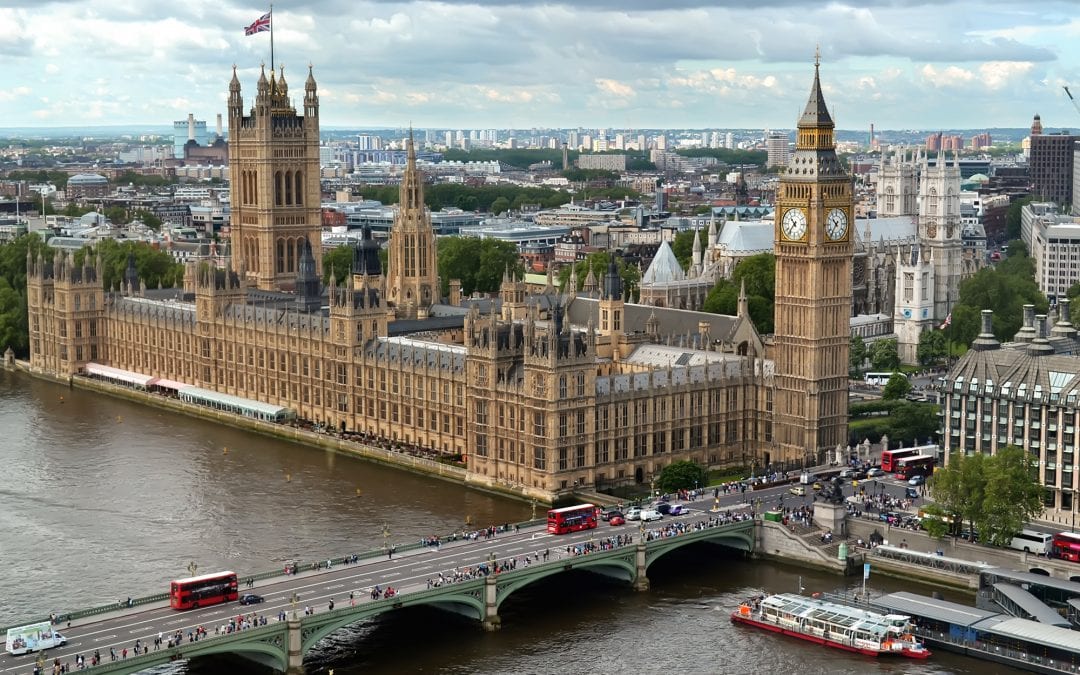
left=771, top=53, right=853, bottom=467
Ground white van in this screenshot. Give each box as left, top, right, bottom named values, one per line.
left=6, top=622, right=66, bottom=656
left=640, top=508, right=662, bottom=522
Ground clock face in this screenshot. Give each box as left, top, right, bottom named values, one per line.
left=781, top=208, right=807, bottom=241
left=825, top=208, right=849, bottom=240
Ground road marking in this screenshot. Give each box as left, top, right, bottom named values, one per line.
left=383, top=572, right=401, bottom=577
left=326, top=584, right=346, bottom=590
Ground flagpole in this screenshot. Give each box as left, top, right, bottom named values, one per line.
left=269, top=4, right=275, bottom=73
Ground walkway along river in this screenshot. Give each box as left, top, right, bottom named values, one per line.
left=0, top=370, right=1019, bottom=674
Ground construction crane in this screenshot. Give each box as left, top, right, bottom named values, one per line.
left=1064, top=86, right=1080, bottom=118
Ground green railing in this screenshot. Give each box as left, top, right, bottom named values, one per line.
left=1, top=517, right=548, bottom=636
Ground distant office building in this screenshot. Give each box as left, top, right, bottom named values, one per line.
left=1073, top=141, right=1080, bottom=216
left=65, top=173, right=109, bottom=200
left=766, top=131, right=790, bottom=168
left=1031, top=127, right=1079, bottom=206
left=578, top=154, right=627, bottom=172
left=724, top=132, right=734, bottom=149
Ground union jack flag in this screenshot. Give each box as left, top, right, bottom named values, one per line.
left=939, top=312, right=952, bottom=330
left=245, top=11, right=271, bottom=36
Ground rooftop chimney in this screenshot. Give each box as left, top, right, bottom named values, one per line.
left=1029, top=314, right=1056, bottom=356
left=187, top=113, right=195, bottom=142
left=971, top=309, right=1000, bottom=351
left=216, top=113, right=223, bottom=139
left=1052, top=298, right=1077, bottom=339
left=1014, top=303, right=1037, bottom=343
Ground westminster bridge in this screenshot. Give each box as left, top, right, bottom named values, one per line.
left=0, top=509, right=754, bottom=674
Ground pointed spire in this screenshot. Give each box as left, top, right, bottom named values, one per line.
left=277, top=65, right=288, bottom=95
left=229, top=65, right=241, bottom=92
left=305, top=63, right=317, bottom=94
left=798, top=47, right=833, bottom=129
left=737, top=278, right=749, bottom=317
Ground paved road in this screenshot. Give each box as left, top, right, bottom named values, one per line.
left=0, top=499, right=748, bottom=674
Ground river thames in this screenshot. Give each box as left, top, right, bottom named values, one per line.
left=0, top=370, right=1017, bottom=674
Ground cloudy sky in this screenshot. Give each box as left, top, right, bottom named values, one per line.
left=0, top=0, right=1078, bottom=131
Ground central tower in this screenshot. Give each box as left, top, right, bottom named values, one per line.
left=227, top=65, right=322, bottom=291
left=771, top=55, right=853, bottom=466
left=386, top=132, right=439, bottom=319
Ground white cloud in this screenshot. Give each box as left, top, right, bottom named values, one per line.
left=595, top=79, right=636, bottom=99
left=0, top=0, right=1074, bottom=129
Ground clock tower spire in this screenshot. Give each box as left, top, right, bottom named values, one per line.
left=770, top=55, right=853, bottom=468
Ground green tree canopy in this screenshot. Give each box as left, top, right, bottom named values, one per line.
left=869, top=338, right=900, bottom=370
left=701, top=253, right=775, bottom=333
left=882, top=373, right=913, bottom=400
left=671, top=230, right=695, bottom=271
left=916, top=329, right=947, bottom=366
left=75, top=239, right=183, bottom=291
left=490, top=196, right=511, bottom=215
left=928, top=447, right=1043, bottom=545
left=1005, top=197, right=1033, bottom=241
left=322, top=245, right=354, bottom=285
left=438, top=237, right=524, bottom=297
left=850, top=335, right=867, bottom=375
left=946, top=244, right=1047, bottom=345
left=655, top=460, right=708, bottom=493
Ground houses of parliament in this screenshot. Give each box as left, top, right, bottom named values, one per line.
left=24, top=61, right=853, bottom=501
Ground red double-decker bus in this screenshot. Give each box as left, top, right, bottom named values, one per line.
left=1053, top=532, right=1080, bottom=562
left=881, top=448, right=918, bottom=473
left=547, top=504, right=599, bottom=534
left=895, top=455, right=935, bottom=480
left=169, top=571, right=239, bottom=610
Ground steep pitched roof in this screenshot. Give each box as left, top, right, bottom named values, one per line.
left=641, top=240, right=686, bottom=284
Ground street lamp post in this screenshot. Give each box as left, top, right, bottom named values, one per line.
left=531, top=500, right=537, bottom=521
left=187, top=561, right=198, bottom=578
left=382, top=523, right=391, bottom=557
left=290, top=592, right=299, bottom=620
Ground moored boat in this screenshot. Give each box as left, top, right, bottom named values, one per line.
left=731, top=593, right=931, bottom=659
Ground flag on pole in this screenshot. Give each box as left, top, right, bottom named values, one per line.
left=245, top=11, right=271, bottom=36
left=939, top=312, right=952, bottom=330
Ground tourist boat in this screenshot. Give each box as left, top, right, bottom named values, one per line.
left=731, top=593, right=931, bottom=659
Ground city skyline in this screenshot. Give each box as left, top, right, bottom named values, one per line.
left=0, top=1, right=1078, bottom=130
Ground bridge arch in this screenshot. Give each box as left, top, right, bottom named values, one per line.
left=644, top=528, right=754, bottom=572
left=299, top=585, right=486, bottom=654
left=187, top=638, right=289, bottom=673
left=1028, top=567, right=1051, bottom=576
left=494, top=555, right=637, bottom=610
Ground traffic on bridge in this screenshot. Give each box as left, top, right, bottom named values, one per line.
left=1, top=500, right=754, bottom=674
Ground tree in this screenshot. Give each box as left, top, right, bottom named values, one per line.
left=916, top=329, right=947, bottom=366
left=671, top=230, right=696, bottom=271
left=980, top=446, right=1046, bottom=547
left=869, top=338, right=900, bottom=370
left=132, top=209, right=162, bottom=230
left=322, top=245, right=354, bottom=285
left=437, top=237, right=523, bottom=297
left=104, top=206, right=129, bottom=225
left=490, top=196, right=511, bottom=215
left=928, top=447, right=1044, bottom=546
left=947, top=249, right=1047, bottom=345
left=655, top=460, right=708, bottom=493
left=702, top=279, right=738, bottom=315
left=731, top=254, right=775, bottom=333
left=881, top=373, right=912, bottom=401
left=850, top=335, right=867, bottom=375
left=1005, top=197, right=1033, bottom=241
